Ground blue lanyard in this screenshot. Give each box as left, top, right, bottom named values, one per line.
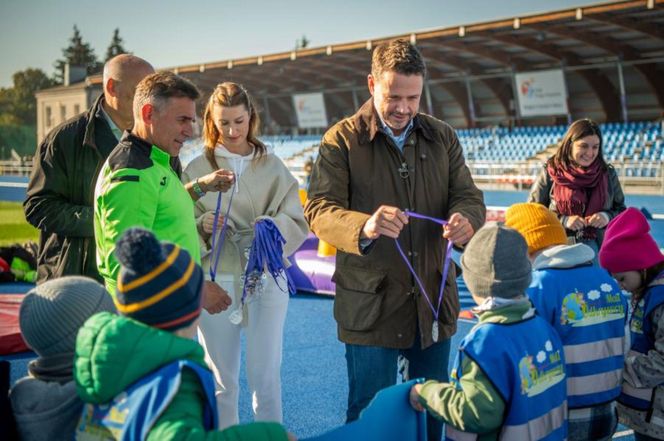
left=394, top=211, right=453, bottom=322
left=208, top=185, right=236, bottom=282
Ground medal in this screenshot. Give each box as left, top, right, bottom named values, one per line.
left=395, top=211, right=453, bottom=343
left=229, top=307, right=243, bottom=325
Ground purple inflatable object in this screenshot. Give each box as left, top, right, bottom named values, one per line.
left=287, top=233, right=336, bottom=295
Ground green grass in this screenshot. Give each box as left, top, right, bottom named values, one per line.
left=0, top=201, right=38, bottom=246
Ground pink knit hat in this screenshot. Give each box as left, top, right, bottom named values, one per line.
left=599, top=207, right=664, bottom=273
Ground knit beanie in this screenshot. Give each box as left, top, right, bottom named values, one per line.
left=114, top=228, right=203, bottom=331
left=599, top=207, right=664, bottom=273
left=461, top=223, right=532, bottom=299
left=504, top=203, right=567, bottom=254
left=19, top=276, right=115, bottom=356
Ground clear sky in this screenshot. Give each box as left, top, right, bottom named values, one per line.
left=0, top=0, right=606, bottom=88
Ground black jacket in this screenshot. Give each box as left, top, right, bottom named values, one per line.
left=24, top=95, right=118, bottom=283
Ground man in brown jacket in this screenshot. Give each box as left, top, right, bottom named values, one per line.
left=305, top=39, right=485, bottom=441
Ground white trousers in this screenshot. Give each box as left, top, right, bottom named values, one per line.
left=197, top=275, right=289, bottom=429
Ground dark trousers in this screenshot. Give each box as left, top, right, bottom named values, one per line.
left=345, top=335, right=451, bottom=441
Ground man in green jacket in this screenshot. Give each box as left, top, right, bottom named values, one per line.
left=94, top=71, right=231, bottom=313
left=75, top=228, right=290, bottom=440
left=305, top=39, right=485, bottom=441
left=25, top=54, right=154, bottom=283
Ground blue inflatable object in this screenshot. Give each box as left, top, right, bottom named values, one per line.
left=303, top=380, right=426, bottom=441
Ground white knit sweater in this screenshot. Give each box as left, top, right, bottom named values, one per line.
left=182, top=146, right=308, bottom=301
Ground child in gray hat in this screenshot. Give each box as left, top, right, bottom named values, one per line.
left=409, top=223, right=569, bottom=440
left=9, top=276, right=116, bottom=441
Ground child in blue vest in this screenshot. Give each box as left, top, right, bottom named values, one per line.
left=74, top=228, right=291, bottom=441
left=505, top=202, right=627, bottom=441
left=410, top=223, right=568, bottom=440
left=599, top=207, right=664, bottom=441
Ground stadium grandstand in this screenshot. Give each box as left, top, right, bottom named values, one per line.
left=122, top=0, right=664, bottom=192
left=4, top=0, right=664, bottom=194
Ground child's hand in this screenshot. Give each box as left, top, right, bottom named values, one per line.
left=409, top=384, right=425, bottom=412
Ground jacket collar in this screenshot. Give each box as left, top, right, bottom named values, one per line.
left=82, top=94, right=108, bottom=151
left=120, top=131, right=152, bottom=156
left=353, top=98, right=435, bottom=145
left=120, top=131, right=182, bottom=176
left=531, top=243, right=595, bottom=271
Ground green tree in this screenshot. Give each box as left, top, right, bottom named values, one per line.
left=105, top=28, right=128, bottom=61
left=54, top=25, right=102, bottom=84
left=11, top=69, right=54, bottom=124
left=0, top=88, right=13, bottom=124
left=0, top=68, right=53, bottom=125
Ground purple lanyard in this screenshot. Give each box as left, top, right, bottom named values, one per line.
left=394, top=210, right=453, bottom=322
left=209, top=184, right=236, bottom=282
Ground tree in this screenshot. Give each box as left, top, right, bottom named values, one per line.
left=11, top=69, right=55, bottom=124
left=0, top=69, right=54, bottom=125
left=54, top=25, right=102, bottom=84
left=105, top=28, right=128, bottom=61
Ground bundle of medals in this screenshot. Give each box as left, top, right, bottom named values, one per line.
left=229, top=218, right=295, bottom=325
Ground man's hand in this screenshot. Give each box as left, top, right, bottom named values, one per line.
left=199, top=169, right=235, bottom=193
left=585, top=212, right=609, bottom=228
left=201, top=211, right=225, bottom=234
left=361, top=205, right=408, bottom=240
left=202, top=281, right=232, bottom=314
left=443, top=212, right=474, bottom=246
left=409, top=384, right=425, bottom=412
left=564, top=215, right=586, bottom=231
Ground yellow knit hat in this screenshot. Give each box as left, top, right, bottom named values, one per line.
left=504, top=203, right=567, bottom=254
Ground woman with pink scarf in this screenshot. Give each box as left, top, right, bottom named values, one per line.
left=529, top=118, right=626, bottom=260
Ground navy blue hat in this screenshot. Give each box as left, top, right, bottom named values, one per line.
left=114, top=228, right=203, bottom=331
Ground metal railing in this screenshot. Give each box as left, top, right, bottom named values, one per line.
left=466, top=160, right=664, bottom=194
left=3, top=159, right=663, bottom=194
left=0, top=161, right=31, bottom=176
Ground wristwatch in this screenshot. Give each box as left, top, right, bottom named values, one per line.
left=192, top=178, right=206, bottom=197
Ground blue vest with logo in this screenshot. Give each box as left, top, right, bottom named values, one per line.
left=445, top=315, right=567, bottom=441
left=619, top=275, right=664, bottom=411
left=528, top=265, right=628, bottom=408
left=75, top=360, right=217, bottom=440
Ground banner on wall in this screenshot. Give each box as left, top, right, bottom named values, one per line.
left=293, top=93, right=328, bottom=128
left=514, top=69, right=569, bottom=117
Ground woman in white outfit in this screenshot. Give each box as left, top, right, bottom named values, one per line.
left=182, top=82, right=308, bottom=428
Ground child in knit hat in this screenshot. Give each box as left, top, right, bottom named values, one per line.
left=410, top=223, right=568, bottom=440
left=599, top=207, right=664, bottom=441
left=74, top=227, right=291, bottom=441
left=10, top=276, right=116, bottom=441
left=505, top=202, right=627, bottom=441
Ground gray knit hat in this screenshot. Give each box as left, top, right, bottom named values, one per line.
left=461, top=223, right=532, bottom=299
left=19, top=276, right=116, bottom=356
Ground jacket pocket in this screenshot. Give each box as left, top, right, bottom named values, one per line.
left=332, top=265, right=387, bottom=331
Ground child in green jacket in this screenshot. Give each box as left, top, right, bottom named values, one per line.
left=410, top=224, right=568, bottom=440
left=74, top=228, right=292, bottom=441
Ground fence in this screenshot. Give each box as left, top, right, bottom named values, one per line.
left=467, top=160, right=664, bottom=194
left=3, top=159, right=663, bottom=195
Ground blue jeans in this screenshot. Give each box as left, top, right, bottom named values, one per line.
left=634, top=433, right=661, bottom=441
left=345, top=335, right=451, bottom=441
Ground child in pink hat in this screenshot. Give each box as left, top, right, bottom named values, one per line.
left=599, top=207, right=664, bottom=440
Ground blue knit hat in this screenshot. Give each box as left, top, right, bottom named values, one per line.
left=114, top=228, right=203, bottom=331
